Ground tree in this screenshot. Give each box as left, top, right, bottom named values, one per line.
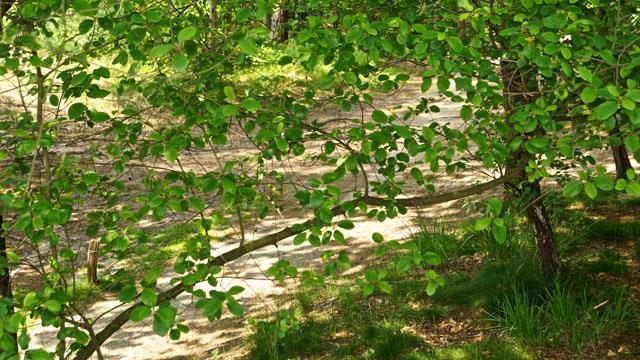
left=0, top=1, right=639, bottom=359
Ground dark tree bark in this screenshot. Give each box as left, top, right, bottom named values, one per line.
left=612, top=143, right=633, bottom=179
left=523, top=182, right=561, bottom=277
left=610, top=122, right=633, bottom=179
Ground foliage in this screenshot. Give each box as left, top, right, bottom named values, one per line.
left=0, top=0, right=639, bottom=358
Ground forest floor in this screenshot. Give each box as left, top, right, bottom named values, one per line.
left=6, top=75, right=637, bottom=359
left=242, top=193, right=640, bottom=360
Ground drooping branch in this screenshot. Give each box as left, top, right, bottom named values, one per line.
left=362, top=169, right=522, bottom=207
left=73, top=169, right=521, bottom=360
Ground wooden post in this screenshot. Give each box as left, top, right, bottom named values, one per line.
left=87, top=239, right=100, bottom=284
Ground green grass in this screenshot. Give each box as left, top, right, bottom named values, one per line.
left=490, top=281, right=633, bottom=351
left=579, top=249, right=628, bottom=277
left=406, top=340, right=536, bottom=360
left=432, top=257, right=546, bottom=311
left=361, top=320, right=424, bottom=359
left=244, top=193, right=639, bottom=359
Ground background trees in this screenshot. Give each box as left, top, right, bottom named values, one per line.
left=0, top=0, right=638, bottom=358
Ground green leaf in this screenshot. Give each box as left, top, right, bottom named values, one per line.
left=150, top=44, right=173, bottom=58
left=22, top=4, right=38, bottom=18
left=543, top=14, right=566, bottom=29
left=178, top=26, right=197, bottom=43
left=576, top=67, right=593, bottom=83
left=221, top=104, right=238, bottom=117
left=627, top=168, right=636, bottom=181
left=25, top=349, right=54, bottom=360
left=163, top=147, right=178, bottom=162
left=140, top=288, right=157, bottom=307
left=118, top=284, right=137, bottom=303
left=460, top=106, right=472, bottom=121
left=227, top=286, right=244, bottom=296
left=156, top=304, right=176, bottom=324
left=71, top=0, right=92, bottom=11
left=44, top=300, right=62, bottom=313
left=223, top=86, right=236, bottom=100
left=626, top=183, right=640, bottom=196
left=395, top=256, right=413, bottom=273
left=227, top=300, right=244, bottom=315
left=78, top=19, right=94, bottom=34
left=423, top=252, right=441, bottom=266
left=297, top=29, right=313, bottom=42
left=372, top=109, right=387, bottom=122
left=447, top=36, right=464, bottom=53
left=594, top=175, right=614, bottom=191
left=238, top=38, right=259, bottom=55
left=362, top=283, right=374, bottom=296
left=580, top=87, right=598, bottom=104
left=520, top=0, right=534, bottom=9
left=337, top=220, right=354, bottom=230
left=68, top=103, right=87, bottom=119
left=23, top=292, right=38, bottom=308
left=474, top=217, right=491, bottom=230
left=593, top=101, right=618, bottom=120
left=240, top=98, right=261, bottom=112
left=379, top=281, right=392, bottom=294
left=437, top=76, right=450, bottom=92
left=492, top=225, right=507, bottom=243
left=172, top=54, right=189, bottom=71
left=457, top=0, right=474, bottom=11
left=129, top=305, right=151, bottom=322
left=627, top=89, right=640, bottom=102
left=293, top=233, right=306, bottom=245
left=529, top=137, right=548, bottom=150
left=372, top=232, right=384, bottom=243
left=426, top=282, right=437, bottom=296
left=188, top=196, right=205, bottom=212
left=309, top=191, right=324, bottom=208
left=562, top=181, right=582, bottom=198
left=584, top=182, right=598, bottom=199
left=153, top=316, right=171, bottom=336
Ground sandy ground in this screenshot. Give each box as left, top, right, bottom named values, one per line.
left=13, top=77, right=635, bottom=359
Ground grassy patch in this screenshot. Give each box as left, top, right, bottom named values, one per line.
left=245, top=192, right=639, bottom=359
left=579, top=249, right=628, bottom=277
left=406, top=340, right=536, bottom=360
left=490, top=281, right=633, bottom=351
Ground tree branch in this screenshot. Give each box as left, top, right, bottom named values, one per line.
left=73, top=168, right=521, bottom=360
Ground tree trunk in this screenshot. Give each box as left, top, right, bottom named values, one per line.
left=612, top=144, right=633, bottom=179
left=87, top=239, right=100, bottom=284
left=500, top=60, right=561, bottom=277
left=270, top=4, right=289, bottom=42
left=523, top=182, right=561, bottom=277
left=610, top=119, right=633, bottom=179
